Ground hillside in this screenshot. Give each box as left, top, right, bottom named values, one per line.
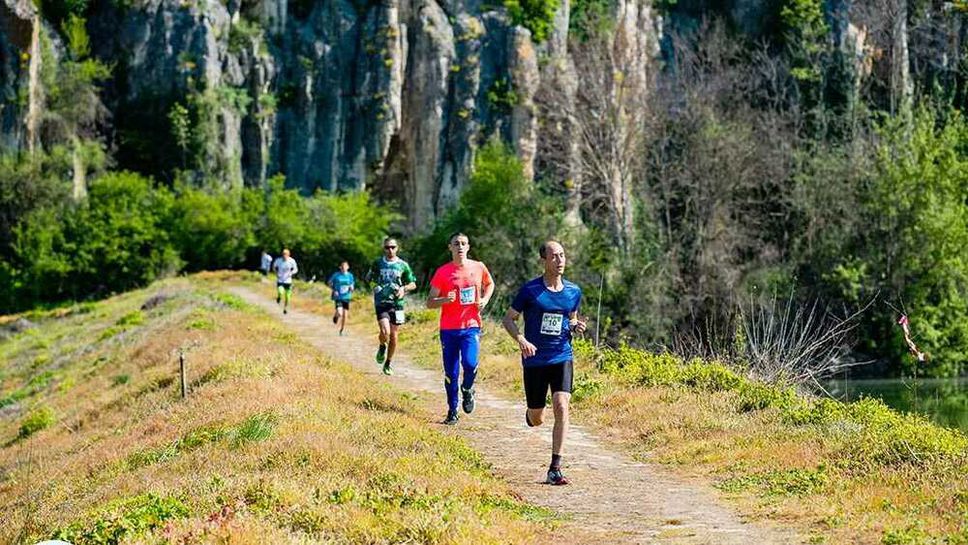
left=2, top=272, right=967, bottom=543
left=0, top=275, right=557, bottom=543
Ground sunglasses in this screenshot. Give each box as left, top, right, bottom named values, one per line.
left=384, top=245, right=397, bottom=250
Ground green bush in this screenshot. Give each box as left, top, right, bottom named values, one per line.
left=53, top=493, right=190, bottom=544
left=13, top=171, right=181, bottom=307
left=504, top=0, right=560, bottom=42
left=169, top=185, right=259, bottom=272
left=19, top=405, right=56, bottom=438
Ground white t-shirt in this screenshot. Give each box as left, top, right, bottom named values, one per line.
left=273, top=256, right=298, bottom=283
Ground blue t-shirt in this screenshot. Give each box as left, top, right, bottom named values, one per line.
left=510, top=277, right=582, bottom=367
left=328, top=271, right=355, bottom=301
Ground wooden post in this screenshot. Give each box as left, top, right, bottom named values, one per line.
left=179, top=350, right=187, bottom=399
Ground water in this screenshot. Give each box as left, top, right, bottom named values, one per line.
left=820, top=377, right=968, bottom=432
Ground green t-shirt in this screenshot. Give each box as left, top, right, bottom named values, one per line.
left=370, top=257, right=416, bottom=309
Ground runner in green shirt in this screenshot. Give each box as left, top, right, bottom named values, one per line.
left=366, top=237, right=417, bottom=375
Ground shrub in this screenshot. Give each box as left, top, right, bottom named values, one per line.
left=19, top=405, right=56, bottom=438
left=504, top=0, right=560, bottom=42
left=53, top=493, right=190, bottom=544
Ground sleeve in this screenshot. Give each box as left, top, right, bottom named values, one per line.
left=429, top=267, right=446, bottom=292
left=403, top=262, right=417, bottom=284
left=510, top=284, right=529, bottom=313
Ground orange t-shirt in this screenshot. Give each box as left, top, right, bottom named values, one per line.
left=430, top=260, right=493, bottom=330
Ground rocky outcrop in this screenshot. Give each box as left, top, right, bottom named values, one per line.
left=0, top=0, right=649, bottom=230
left=0, top=0, right=37, bottom=152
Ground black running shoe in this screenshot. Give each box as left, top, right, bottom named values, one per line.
left=444, top=409, right=459, bottom=425
left=546, top=468, right=570, bottom=486
left=461, top=387, right=475, bottom=414
left=283, top=308, right=288, bottom=314
left=525, top=410, right=537, bottom=427
left=276, top=295, right=281, bottom=304
left=332, top=314, right=338, bottom=324
left=375, top=344, right=387, bottom=365
left=382, top=360, right=393, bottom=376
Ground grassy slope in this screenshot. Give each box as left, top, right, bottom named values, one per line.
left=379, top=294, right=968, bottom=545
left=0, top=274, right=558, bottom=544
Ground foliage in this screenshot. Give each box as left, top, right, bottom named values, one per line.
left=53, top=494, right=190, bottom=544
left=13, top=171, right=181, bottom=305
left=0, top=166, right=396, bottom=312
left=169, top=185, right=259, bottom=272
left=504, top=0, right=560, bottom=43
left=486, top=78, right=519, bottom=113
left=568, top=0, right=613, bottom=40
left=18, top=405, right=55, bottom=438
left=850, top=107, right=968, bottom=376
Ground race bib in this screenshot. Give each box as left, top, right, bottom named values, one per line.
left=540, top=313, right=563, bottom=336
left=459, top=286, right=476, bottom=305
left=339, top=286, right=350, bottom=294
left=394, top=310, right=406, bottom=323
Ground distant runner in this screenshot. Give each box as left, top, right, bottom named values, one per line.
left=367, top=237, right=417, bottom=375
left=259, top=250, right=272, bottom=277
left=426, top=233, right=494, bottom=425
left=328, top=261, right=355, bottom=336
left=272, top=248, right=298, bottom=314
left=502, top=240, right=585, bottom=486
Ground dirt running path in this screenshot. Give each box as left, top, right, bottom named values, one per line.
left=232, top=286, right=801, bottom=544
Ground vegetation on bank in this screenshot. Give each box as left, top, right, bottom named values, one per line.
left=0, top=277, right=558, bottom=544
left=391, top=306, right=968, bottom=544
left=0, top=168, right=395, bottom=313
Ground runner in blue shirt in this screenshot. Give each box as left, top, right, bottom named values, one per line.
left=328, top=261, right=355, bottom=336
left=502, top=240, right=586, bottom=486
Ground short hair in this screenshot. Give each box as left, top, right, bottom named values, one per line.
left=539, top=240, right=562, bottom=259
left=448, top=232, right=468, bottom=243
left=383, top=237, right=398, bottom=246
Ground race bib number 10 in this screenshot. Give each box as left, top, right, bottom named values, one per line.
left=540, top=313, right=563, bottom=336
left=459, top=286, right=476, bottom=305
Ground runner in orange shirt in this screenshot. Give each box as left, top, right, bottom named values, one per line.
left=426, top=233, right=495, bottom=425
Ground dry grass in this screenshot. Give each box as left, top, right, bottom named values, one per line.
left=0, top=275, right=557, bottom=544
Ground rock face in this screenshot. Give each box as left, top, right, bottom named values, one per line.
left=0, top=0, right=659, bottom=231
left=0, top=0, right=36, bottom=152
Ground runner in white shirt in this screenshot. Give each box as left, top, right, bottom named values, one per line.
left=272, top=248, right=298, bottom=314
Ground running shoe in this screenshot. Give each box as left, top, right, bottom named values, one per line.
left=283, top=308, right=288, bottom=314
left=525, top=410, right=536, bottom=427
left=461, top=387, right=475, bottom=414
left=332, top=314, right=338, bottom=324
left=444, top=409, right=459, bottom=425
left=375, top=344, right=387, bottom=365
left=276, top=295, right=281, bottom=304
left=382, top=361, right=393, bottom=376
left=546, top=468, right=570, bottom=486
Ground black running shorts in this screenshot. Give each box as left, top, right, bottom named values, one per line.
left=335, top=300, right=351, bottom=310
left=522, top=361, right=574, bottom=409
left=375, top=303, right=405, bottom=325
